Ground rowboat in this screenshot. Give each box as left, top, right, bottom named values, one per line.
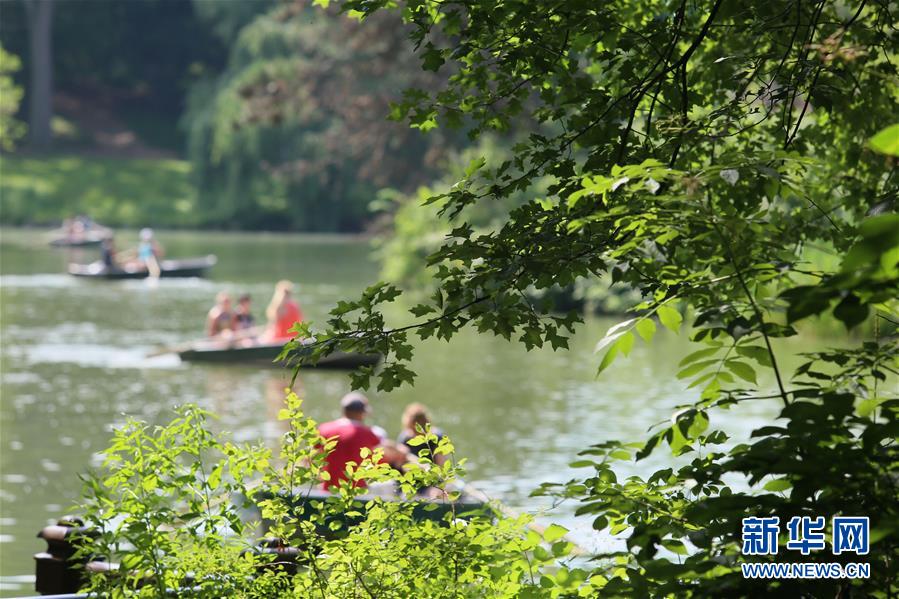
left=250, top=486, right=491, bottom=535
left=176, top=341, right=381, bottom=369
left=68, top=255, right=217, bottom=279
left=48, top=221, right=113, bottom=247
left=49, top=230, right=110, bottom=247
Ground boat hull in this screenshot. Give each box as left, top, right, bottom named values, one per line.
left=251, top=488, right=490, bottom=536
left=178, top=342, right=381, bottom=369
left=68, top=255, right=217, bottom=279
left=49, top=236, right=106, bottom=247
left=49, top=227, right=112, bottom=247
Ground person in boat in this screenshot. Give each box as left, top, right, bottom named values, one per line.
left=77, top=214, right=95, bottom=231
left=397, top=403, right=446, bottom=466
left=137, top=228, right=162, bottom=279
left=317, top=392, right=409, bottom=490
left=232, top=293, right=255, bottom=331
left=99, top=236, right=118, bottom=270
left=72, top=218, right=85, bottom=238
left=262, top=280, right=304, bottom=342
left=206, top=292, right=234, bottom=338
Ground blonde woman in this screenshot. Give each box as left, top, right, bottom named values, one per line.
left=262, top=280, right=304, bottom=342
left=397, top=403, right=446, bottom=465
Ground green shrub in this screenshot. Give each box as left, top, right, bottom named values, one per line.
left=0, top=155, right=199, bottom=228
left=76, top=392, right=591, bottom=597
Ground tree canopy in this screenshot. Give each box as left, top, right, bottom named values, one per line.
left=0, top=44, right=26, bottom=150
left=285, top=0, right=899, bottom=595
left=184, top=2, right=461, bottom=231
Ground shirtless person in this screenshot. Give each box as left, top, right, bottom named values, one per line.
left=206, top=292, right=234, bottom=338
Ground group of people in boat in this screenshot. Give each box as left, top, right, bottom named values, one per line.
left=318, top=393, right=446, bottom=493
left=100, top=228, right=163, bottom=277
left=203, top=285, right=444, bottom=490
left=205, top=279, right=304, bottom=345
left=57, top=215, right=108, bottom=242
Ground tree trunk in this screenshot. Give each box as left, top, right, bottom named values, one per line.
left=26, top=0, right=53, bottom=149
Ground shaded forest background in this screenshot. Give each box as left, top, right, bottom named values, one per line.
left=0, top=0, right=474, bottom=232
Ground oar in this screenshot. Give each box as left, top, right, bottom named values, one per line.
left=146, top=343, right=194, bottom=358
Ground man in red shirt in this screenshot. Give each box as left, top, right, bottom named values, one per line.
left=317, top=392, right=390, bottom=490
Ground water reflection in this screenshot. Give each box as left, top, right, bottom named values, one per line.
left=0, top=228, right=788, bottom=594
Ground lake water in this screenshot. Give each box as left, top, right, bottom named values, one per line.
left=0, top=228, right=788, bottom=595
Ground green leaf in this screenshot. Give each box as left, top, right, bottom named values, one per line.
left=676, top=359, right=718, bottom=379
left=618, top=331, right=635, bottom=356
left=635, top=318, right=656, bottom=343
left=543, top=523, right=569, bottom=543
left=662, top=539, right=688, bottom=555
left=596, top=344, right=619, bottom=376
left=569, top=460, right=596, bottom=468
left=725, top=360, right=757, bottom=384
left=735, top=345, right=772, bottom=367
left=595, top=318, right=637, bottom=353
left=668, top=423, right=690, bottom=454
left=657, top=305, right=683, bottom=333
left=782, top=285, right=831, bottom=323
left=687, top=411, right=709, bottom=439
left=763, top=478, right=792, bottom=492
left=833, top=294, right=869, bottom=330
left=464, top=156, right=487, bottom=178
left=552, top=541, right=574, bottom=557
left=869, top=123, right=899, bottom=156
left=678, top=346, right=720, bottom=367
left=856, top=397, right=882, bottom=418
left=421, top=42, right=445, bottom=72
left=687, top=371, right=717, bottom=389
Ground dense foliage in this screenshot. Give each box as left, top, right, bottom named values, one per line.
left=0, top=0, right=226, bottom=142
left=0, top=155, right=197, bottom=228
left=377, top=137, right=639, bottom=313
left=184, top=2, right=459, bottom=231
left=0, top=44, right=25, bottom=150
left=77, top=395, right=591, bottom=598
left=284, top=0, right=899, bottom=595
left=0, top=1, right=467, bottom=231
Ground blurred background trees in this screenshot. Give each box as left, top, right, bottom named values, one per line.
left=0, top=0, right=689, bottom=312
left=0, top=0, right=463, bottom=232
left=0, top=44, right=26, bottom=150
left=183, top=2, right=457, bottom=231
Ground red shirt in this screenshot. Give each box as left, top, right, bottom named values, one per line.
left=272, top=300, right=304, bottom=341
left=317, top=418, right=382, bottom=490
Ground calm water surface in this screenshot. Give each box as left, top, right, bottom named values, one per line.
left=0, top=228, right=785, bottom=595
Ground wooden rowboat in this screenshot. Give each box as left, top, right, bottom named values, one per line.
left=68, top=255, right=217, bottom=279
left=48, top=223, right=113, bottom=247
left=49, top=231, right=110, bottom=247
left=249, top=486, right=490, bottom=536
left=177, top=341, right=381, bottom=369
